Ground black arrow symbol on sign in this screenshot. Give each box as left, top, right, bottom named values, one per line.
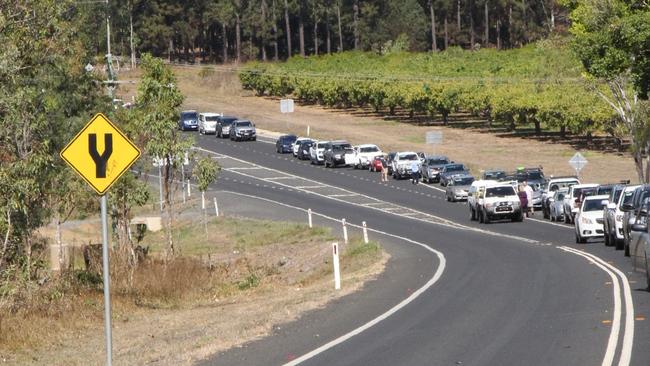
left=88, top=133, right=113, bottom=178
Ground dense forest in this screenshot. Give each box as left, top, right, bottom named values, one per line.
left=85, top=0, right=569, bottom=63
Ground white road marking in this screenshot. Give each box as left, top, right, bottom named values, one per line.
left=559, top=246, right=634, bottom=366
left=228, top=167, right=264, bottom=171
left=419, top=183, right=446, bottom=193
left=266, top=176, right=298, bottom=180
left=214, top=190, right=445, bottom=366
left=528, top=217, right=573, bottom=229
left=295, top=185, right=328, bottom=189
left=328, top=194, right=359, bottom=198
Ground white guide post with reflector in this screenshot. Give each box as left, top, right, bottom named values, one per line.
left=308, top=208, right=313, bottom=228
left=214, top=197, right=219, bottom=216
left=342, top=218, right=348, bottom=244
left=362, top=221, right=369, bottom=244
left=332, top=242, right=341, bottom=290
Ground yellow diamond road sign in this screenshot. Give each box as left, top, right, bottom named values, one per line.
left=60, top=113, right=141, bottom=195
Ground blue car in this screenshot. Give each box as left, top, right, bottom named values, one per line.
left=178, top=110, right=199, bottom=131
left=276, top=134, right=297, bottom=153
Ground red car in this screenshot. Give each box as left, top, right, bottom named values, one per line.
left=370, top=156, right=386, bottom=172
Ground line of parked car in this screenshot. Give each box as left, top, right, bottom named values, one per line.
left=271, top=133, right=649, bottom=290
left=178, top=110, right=257, bottom=141
left=176, top=111, right=649, bottom=291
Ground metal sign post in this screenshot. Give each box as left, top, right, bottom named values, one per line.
left=569, top=152, right=588, bottom=179
left=100, top=195, right=113, bottom=365
left=60, top=113, right=141, bottom=366
left=426, top=131, right=443, bottom=156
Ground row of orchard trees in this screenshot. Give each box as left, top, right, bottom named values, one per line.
left=240, top=67, right=614, bottom=138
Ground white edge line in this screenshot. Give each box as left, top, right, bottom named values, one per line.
left=528, top=217, right=573, bottom=229
left=213, top=189, right=446, bottom=366
left=558, top=246, right=621, bottom=366
left=559, top=246, right=635, bottom=366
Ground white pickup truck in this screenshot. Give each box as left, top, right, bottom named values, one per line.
left=309, top=140, right=329, bottom=165
left=345, top=144, right=383, bottom=169
left=391, top=152, right=420, bottom=179
left=468, top=181, right=523, bottom=223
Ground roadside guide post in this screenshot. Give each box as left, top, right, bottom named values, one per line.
left=332, top=242, right=341, bottom=290
left=362, top=221, right=369, bottom=244
left=181, top=152, right=189, bottom=203
left=60, top=113, right=141, bottom=366
left=569, top=152, right=588, bottom=180
left=214, top=197, right=220, bottom=217
left=342, top=218, right=348, bottom=244
left=426, top=131, right=443, bottom=156
left=154, top=157, right=163, bottom=213
left=308, top=208, right=313, bottom=228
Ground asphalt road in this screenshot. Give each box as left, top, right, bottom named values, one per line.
left=192, top=133, right=650, bottom=366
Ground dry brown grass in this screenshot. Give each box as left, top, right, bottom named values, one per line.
left=129, top=65, right=640, bottom=184
left=0, top=209, right=386, bottom=365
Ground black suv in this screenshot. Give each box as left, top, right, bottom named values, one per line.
left=323, top=141, right=353, bottom=168
left=216, top=115, right=238, bottom=138
left=179, top=110, right=199, bottom=131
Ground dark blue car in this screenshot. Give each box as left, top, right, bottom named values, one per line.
left=276, top=135, right=297, bottom=153
left=179, top=110, right=199, bottom=131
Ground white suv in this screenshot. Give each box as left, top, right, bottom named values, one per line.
left=348, top=144, right=383, bottom=169
left=605, top=185, right=640, bottom=247
left=563, top=184, right=598, bottom=224
left=309, top=141, right=329, bottom=165
left=198, top=112, right=221, bottom=135
left=391, top=152, right=420, bottom=179
left=471, top=183, right=523, bottom=223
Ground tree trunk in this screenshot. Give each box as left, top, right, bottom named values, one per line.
left=222, top=23, right=228, bottom=63
left=353, top=0, right=359, bottom=50
left=508, top=4, right=513, bottom=47
left=444, top=17, right=449, bottom=49
left=129, top=6, right=136, bottom=69
left=299, top=9, right=305, bottom=56
left=261, top=0, right=267, bottom=61
left=522, top=0, right=527, bottom=41
left=235, top=13, right=241, bottom=62
left=429, top=0, right=437, bottom=51
left=484, top=0, right=489, bottom=46
left=534, top=120, right=541, bottom=135
left=314, top=16, right=319, bottom=56
left=284, top=0, right=292, bottom=57
left=456, top=0, right=461, bottom=42
left=496, top=18, right=501, bottom=49
left=337, top=3, right=343, bottom=51
left=272, top=0, right=279, bottom=60
left=470, top=3, right=475, bottom=48
left=326, top=10, right=331, bottom=54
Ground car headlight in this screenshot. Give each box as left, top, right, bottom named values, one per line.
left=580, top=217, right=593, bottom=224
left=334, top=154, right=341, bottom=159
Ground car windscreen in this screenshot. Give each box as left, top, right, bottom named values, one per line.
left=400, top=154, right=418, bottom=160
left=281, top=136, right=296, bottom=143
left=360, top=146, right=379, bottom=153
left=221, top=118, right=237, bottom=125
left=583, top=199, right=605, bottom=212
left=527, top=171, right=543, bottom=180
left=551, top=180, right=578, bottom=191
left=205, top=116, right=219, bottom=122
left=333, top=144, right=352, bottom=150
left=484, top=172, right=505, bottom=179
left=300, top=141, right=313, bottom=148
left=486, top=186, right=516, bottom=197
left=236, top=121, right=253, bottom=127
left=427, top=158, right=449, bottom=165
left=620, top=190, right=636, bottom=208
left=598, top=186, right=613, bottom=196
left=446, top=165, right=464, bottom=172
left=182, top=112, right=198, bottom=119
left=453, top=177, right=474, bottom=186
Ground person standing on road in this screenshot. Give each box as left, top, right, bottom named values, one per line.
left=524, top=181, right=534, bottom=217
left=518, top=184, right=528, bottom=219
left=410, top=160, right=420, bottom=185
left=380, top=157, right=388, bottom=182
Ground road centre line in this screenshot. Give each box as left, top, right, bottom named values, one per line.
left=328, top=194, right=359, bottom=198
left=295, top=185, right=328, bottom=189
left=266, top=176, right=297, bottom=180
left=228, top=167, right=264, bottom=170
left=214, top=190, right=446, bottom=366
left=559, top=246, right=634, bottom=366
